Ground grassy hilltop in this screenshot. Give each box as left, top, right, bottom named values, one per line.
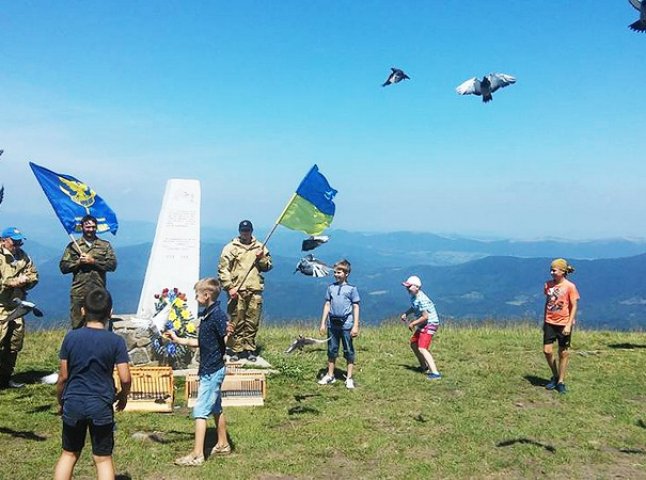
left=1, top=324, right=645, bottom=479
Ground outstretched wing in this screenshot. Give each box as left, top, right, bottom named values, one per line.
left=456, top=77, right=480, bottom=95
left=488, top=73, right=516, bottom=93
left=284, top=338, right=301, bottom=353
left=303, top=337, right=331, bottom=345
left=629, top=0, right=642, bottom=12
left=311, top=263, right=330, bottom=278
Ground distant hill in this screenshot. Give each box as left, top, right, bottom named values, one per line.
left=26, top=239, right=646, bottom=330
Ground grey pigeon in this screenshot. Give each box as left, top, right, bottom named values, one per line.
left=4, top=298, right=44, bottom=322
left=629, top=0, right=646, bottom=32
left=285, top=335, right=331, bottom=353
left=301, top=235, right=330, bottom=252
left=294, top=254, right=330, bottom=277
left=382, top=67, right=410, bottom=87
left=456, top=73, right=516, bottom=103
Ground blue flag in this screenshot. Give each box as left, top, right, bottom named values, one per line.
left=29, top=162, right=118, bottom=235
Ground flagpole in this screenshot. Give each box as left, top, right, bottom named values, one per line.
left=68, top=233, right=84, bottom=255
left=232, top=193, right=297, bottom=293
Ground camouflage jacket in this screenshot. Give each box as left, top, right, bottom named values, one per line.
left=59, top=238, right=117, bottom=298
left=0, top=246, right=39, bottom=318
left=218, top=236, right=272, bottom=292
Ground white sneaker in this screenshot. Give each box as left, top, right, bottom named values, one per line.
left=317, top=374, right=336, bottom=385
left=345, top=378, right=355, bottom=389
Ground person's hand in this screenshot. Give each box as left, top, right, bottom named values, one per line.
left=563, top=324, right=572, bottom=335
left=319, top=324, right=326, bottom=336
left=228, top=288, right=238, bottom=299
left=79, top=253, right=94, bottom=264
left=226, top=322, right=234, bottom=335
left=400, top=313, right=407, bottom=323
left=115, top=392, right=127, bottom=412
left=351, top=326, right=359, bottom=338
left=256, top=250, right=265, bottom=258
left=408, top=322, right=415, bottom=332
left=164, top=330, right=178, bottom=342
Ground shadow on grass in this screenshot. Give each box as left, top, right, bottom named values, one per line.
left=618, top=447, right=646, bottom=455
left=288, top=405, right=320, bottom=415
left=412, top=414, right=427, bottom=423
left=497, top=438, right=556, bottom=453
left=116, top=474, right=132, bottom=480
left=608, top=343, right=646, bottom=349
left=523, top=375, right=549, bottom=387
left=28, top=404, right=54, bottom=414
left=637, top=420, right=646, bottom=429
left=294, top=393, right=321, bottom=402
left=13, top=370, right=55, bottom=385
left=316, top=367, right=348, bottom=382
left=204, top=428, right=235, bottom=459
left=398, top=363, right=425, bottom=373
left=0, top=426, right=47, bottom=441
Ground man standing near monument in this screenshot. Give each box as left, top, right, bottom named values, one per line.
left=60, top=215, right=117, bottom=329
left=0, top=227, right=38, bottom=389
left=218, top=220, right=272, bottom=362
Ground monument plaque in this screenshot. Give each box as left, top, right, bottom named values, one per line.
left=136, top=179, right=201, bottom=324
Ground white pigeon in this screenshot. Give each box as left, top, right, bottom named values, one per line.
left=629, top=0, right=646, bottom=32
left=456, top=73, right=516, bottom=103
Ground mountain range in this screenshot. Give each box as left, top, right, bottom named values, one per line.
left=17, top=225, right=646, bottom=331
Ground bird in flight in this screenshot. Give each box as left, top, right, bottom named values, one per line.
left=301, top=235, right=330, bottom=252
left=285, top=335, right=331, bottom=353
left=382, top=68, right=410, bottom=87
left=628, top=0, right=646, bottom=32
left=295, top=254, right=331, bottom=277
left=456, top=73, right=516, bottom=103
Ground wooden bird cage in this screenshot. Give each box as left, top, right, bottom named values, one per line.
left=185, top=369, right=266, bottom=408
left=113, top=366, right=174, bottom=413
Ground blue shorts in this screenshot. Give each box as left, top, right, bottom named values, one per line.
left=192, top=367, right=226, bottom=419
left=327, top=327, right=355, bottom=363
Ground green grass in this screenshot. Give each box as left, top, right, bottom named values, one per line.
left=2, top=324, right=645, bottom=479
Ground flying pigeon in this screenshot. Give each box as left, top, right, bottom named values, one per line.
left=456, top=73, right=516, bottom=103
left=382, top=68, right=410, bottom=87
left=4, top=298, right=44, bottom=322
left=301, top=235, right=330, bottom=252
left=284, top=335, right=331, bottom=354
left=294, top=254, right=331, bottom=277
left=629, top=0, right=646, bottom=32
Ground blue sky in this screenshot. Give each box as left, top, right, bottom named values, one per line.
left=1, top=2, right=644, bottom=240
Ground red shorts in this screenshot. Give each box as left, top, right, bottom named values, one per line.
left=410, top=327, right=436, bottom=350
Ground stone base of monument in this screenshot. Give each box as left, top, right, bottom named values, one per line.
left=112, top=315, right=199, bottom=370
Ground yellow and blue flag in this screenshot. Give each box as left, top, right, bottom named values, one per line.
left=279, top=165, right=337, bottom=235
left=29, top=162, right=118, bottom=235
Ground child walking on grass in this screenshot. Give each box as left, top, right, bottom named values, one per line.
left=401, top=275, right=441, bottom=380
left=542, top=258, right=579, bottom=395
left=318, top=259, right=360, bottom=389
left=167, top=278, right=233, bottom=466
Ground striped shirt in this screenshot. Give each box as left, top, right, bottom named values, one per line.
left=410, top=290, right=439, bottom=332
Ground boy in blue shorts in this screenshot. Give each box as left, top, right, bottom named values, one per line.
left=54, top=288, right=131, bottom=480
left=167, top=277, right=233, bottom=466
left=318, top=259, right=360, bottom=389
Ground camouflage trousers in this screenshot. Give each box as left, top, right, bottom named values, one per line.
left=227, top=291, right=263, bottom=354
left=69, top=296, right=85, bottom=329
left=0, top=317, right=25, bottom=383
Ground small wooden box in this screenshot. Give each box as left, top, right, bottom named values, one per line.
left=185, top=369, right=266, bottom=408
left=113, top=366, right=174, bottom=413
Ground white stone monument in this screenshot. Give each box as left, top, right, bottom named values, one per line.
left=136, top=179, right=201, bottom=325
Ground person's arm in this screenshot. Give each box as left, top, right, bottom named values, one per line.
left=91, top=242, right=117, bottom=272
left=218, top=245, right=238, bottom=298
left=59, top=244, right=81, bottom=274
left=320, top=301, right=331, bottom=335
left=400, top=307, right=414, bottom=322
left=350, top=303, right=360, bottom=337
left=165, top=330, right=199, bottom=347
left=409, top=311, right=429, bottom=331
left=56, top=360, right=69, bottom=412
left=114, top=362, right=131, bottom=411
left=256, top=246, right=273, bottom=272
left=563, top=299, right=578, bottom=335
left=13, top=257, right=39, bottom=290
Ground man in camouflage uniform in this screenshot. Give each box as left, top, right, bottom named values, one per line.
left=60, top=215, right=117, bottom=329
left=0, top=227, right=38, bottom=389
left=218, top=220, right=272, bottom=362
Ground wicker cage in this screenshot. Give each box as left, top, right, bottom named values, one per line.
left=185, top=369, right=266, bottom=407
left=113, top=366, right=174, bottom=413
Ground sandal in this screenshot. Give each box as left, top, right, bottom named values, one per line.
left=174, top=454, right=205, bottom=466
left=211, top=443, right=232, bottom=455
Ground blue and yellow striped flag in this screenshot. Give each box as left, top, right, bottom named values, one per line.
left=278, top=165, right=337, bottom=235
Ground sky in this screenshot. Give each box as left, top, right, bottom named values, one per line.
left=1, top=2, right=645, bottom=240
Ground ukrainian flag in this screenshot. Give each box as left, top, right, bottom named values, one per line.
left=279, top=165, right=337, bottom=235
left=29, top=162, right=119, bottom=235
